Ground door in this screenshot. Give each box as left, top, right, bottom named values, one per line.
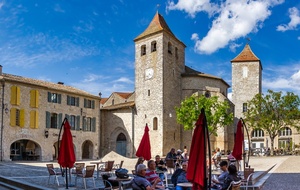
left=116, top=133, right=127, bottom=157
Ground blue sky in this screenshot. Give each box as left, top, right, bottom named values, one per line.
left=0, top=0, right=299, bottom=98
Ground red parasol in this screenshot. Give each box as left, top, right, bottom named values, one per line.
left=186, top=109, right=210, bottom=190
left=135, top=124, right=151, bottom=160
left=58, top=119, right=76, bottom=189
left=232, top=119, right=244, bottom=160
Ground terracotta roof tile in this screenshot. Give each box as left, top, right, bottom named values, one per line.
left=100, top=98, right=108, bottom=104
left=231, top=44, right=260, bottom=62
left=114, top=92, right=134, bottom=99
left=100, top=101, right=135, bottom=110
left=2, top=73, right=100, bottom=99
left=134, top=12, right=177, bottom=41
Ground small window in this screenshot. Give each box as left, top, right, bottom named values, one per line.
left=69, top=115, right=76, bottom=130
left=51, top=113, right=58, bottom=129
left=148, top=90, right=150, bottom=96
left=205, top=91, right=211, bottom=98
left=251, top=129, right=264, bottom=138
left=175, top=47, right=178, bottom=58
left=48, top=92, right=61, bottom=104
left=67, top=95, right=79, bottom=106
left=243, top=103, right=247, bottom=112
left=112, top=99, right=115, bottom=105
left=151, top=41, right=157, bottom=52
left=279, top=127, right=292, bottom=136
left=84, top=99, right=95, bottom=109
left=153, top=117, right=158, bottom=130
left=168, top=42, right=172, bottom=54
left=141, top=45, right=146, bottom=56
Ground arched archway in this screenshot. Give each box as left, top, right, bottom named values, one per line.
left=116, top=133, right=127, bottom=157
left=10, top=139, right=41, bottom=161
left=53, top=141, right=76, bottom=160
left=82, top=140, right=94, bottom=159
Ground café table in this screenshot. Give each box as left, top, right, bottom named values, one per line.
left=108, top=176, right=132, bottom=190
left=90, top=161, right=106, bottom=179
left=177, top=182, right=193, bottom=188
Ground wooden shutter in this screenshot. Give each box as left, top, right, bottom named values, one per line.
left=16, top=86, right=20, bottom=105
left=58, top=94, right=61, bottom=104
left=92, top=117, right=96, bottom=132
left=47, top=92, right=51, bottom=102
left=10, top=86, right=17, bottom=105
left=67, top=95, right=70, bottom=105
left=76, top=97, right=79, bottom=107
left=30, top=110, right=39, bottom=129
left=84, top=99, right=87, bottom=108
left=30, top=90, right=39, bottom=108
left=10, top=108, right=16, bottom=127
left=58, top=113, right=62, bottom=129
left=20, top=109, right=25, bottom=128
left=46, top=111, right=51, bottom=128
left=76, top=116, right=80, bottom=131
left=91, top=100, right=95, bottom=109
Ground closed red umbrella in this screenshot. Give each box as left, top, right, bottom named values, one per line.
left=232, top=119, right=244, bottom=161
left=136, top=124, right=151, bottom=160
left=186, top=109, right=210, bottom=190
left=58, top=118, right=76, bottom=189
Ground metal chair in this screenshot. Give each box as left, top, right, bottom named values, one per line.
left=75, top=165, right=96, bottom=189
left=244, top=173, right=254, bottom=190
left=100, top=161, right=115, bottom=175
left=46, top=164, right=64, bottom=186
left=227, top=180, right=241, bottom=190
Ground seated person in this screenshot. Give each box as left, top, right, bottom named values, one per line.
left=174, top=162, right=191, bottom=190
left=155, top=155, right=167, bottom=181
left=166, top=148, right=177, bottom=161
left=222, top=165, right=241, bottom=190
left=145, top=160, right=165, bottom=189
left=135, top=157, right=145, bottom=172
left=211, top=161, right=229, bottom=190
left=132, top=164, right=160, bottom=190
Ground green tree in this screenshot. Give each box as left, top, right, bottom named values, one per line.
left=244, top=90, right=300, bottom=155
left=175, top=95, right=233, bottom=135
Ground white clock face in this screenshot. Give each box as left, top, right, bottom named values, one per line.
left=145, top=68, right=154, bottom=79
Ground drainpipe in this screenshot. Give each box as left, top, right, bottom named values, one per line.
left=0, top=66, right=4, bottom=162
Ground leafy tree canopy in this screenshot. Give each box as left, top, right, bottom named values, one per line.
left=175, top=95, right=233, bottom=135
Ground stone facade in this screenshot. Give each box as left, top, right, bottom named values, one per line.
left=0, top=71, right=101, bottom=161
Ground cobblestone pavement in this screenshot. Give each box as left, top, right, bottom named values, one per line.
left=0, top=155, right=299, bottom=189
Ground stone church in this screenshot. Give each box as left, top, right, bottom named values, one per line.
left=100, top=12, right=236, bottom=158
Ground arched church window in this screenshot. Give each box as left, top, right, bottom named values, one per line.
left=279, top=127, right=292, bottom=136
left=141, top=45, right=146, bottom=56
left=168, top=42, right=172, bottom=54
left=112, top=99, right=114, bottom=105
left=151, top=41, right=157, bottom=52
left=153, top=117, right=158, bottom=130
left=175, top=47, right=178, bottom=59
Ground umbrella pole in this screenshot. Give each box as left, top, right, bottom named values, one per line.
left=65, top=167, right=69, bottom=189
left=202, top=109, right=211, bottom=190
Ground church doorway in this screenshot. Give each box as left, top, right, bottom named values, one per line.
left=10, top=139, right=41, bottom=161
left=82, top=140, right=93, bottom=159
left=116, top=133, right=127, bottom=157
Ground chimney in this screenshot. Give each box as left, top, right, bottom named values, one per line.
left=57, top=82, right=64, bottom=85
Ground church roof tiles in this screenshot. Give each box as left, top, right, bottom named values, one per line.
left=231, top=44, right=260, bottom=62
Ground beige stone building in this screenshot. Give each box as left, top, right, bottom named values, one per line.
left=0, top=67, right=101, bottom=161
left=100, top=12, right=235, bottom=158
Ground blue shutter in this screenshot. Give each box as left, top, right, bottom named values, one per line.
left=84, top=99, right=87, bottom=108
left=76, top=97, right=79, bottom=107
left=58, top=113, right=62, bottom=129
left=82, top=116, right=86, bottom=131
left=67, top=95, right=70, bottom=105
left=92, top=117, right=96, bottom=132
left=47, top=92, right=51, bottom=102
left=76, top=116, right=80, bottom=131
left=91, top=100, right=95, bottom=109
left=46, top=111, right=50, bottom=128
left=58, top=94, right=61, bottom=104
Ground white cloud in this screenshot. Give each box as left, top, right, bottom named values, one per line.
left=298, top=36, right=300, bottom=40
left=113, top=77, right=134, bottom=84
left=54, top=4, right=65, bottom=13
left=168, top=0, right=284, bottom=54
left=277, top=7, right=300, bottom=32
left=229, top=43, right=242, bottom=53
left=166, top=0, right=218, bottom=17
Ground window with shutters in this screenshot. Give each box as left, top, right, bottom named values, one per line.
left=30, top=110, right=39, bottom=129
left=67, top=95, right=79, bottom=106
left=10, top=108, right=24, bottom=127
left=69, top=115, right=76, bottom=130
left=47, top=92, right=61, bottom=104
left=10, top=86, right=21, bottom=105
left=51, top=113, right=58, bottom=128
left=30, top=90, right=39, bottom=108
left=86, top=117, right=92, bottom=131
left=84, top=99, right=95, bottom=109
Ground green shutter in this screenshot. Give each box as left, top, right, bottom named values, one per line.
left=67, top=95, right=70, bottom=105
left=82, top=116, right=86, bottom=131
left=91, top=100, right=95, bottom=109
left=84, top=99, right=87, bottom=108
left=76, top=97, right=79, bottom=107
left=58, top=113, right=62, bottom=129
left=46, top=111, right=50, bottom=128
left=47, top=92, right=51, bottom=102
left=58, top=94, right=61, bottom=104
left=76, top=116, right=80, bottom=131
left=92, top=117, right=96, bottom=132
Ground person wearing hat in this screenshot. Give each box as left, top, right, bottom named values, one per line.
left=132, top=164, right=160, bottom=190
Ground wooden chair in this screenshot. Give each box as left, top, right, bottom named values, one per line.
left=75, top=165, right=96, bottom=189
left=72, top=162, right=85, bottom=177
left=100, top=161, right=115, bottom=175
left=46, top=164, right=64, bottom=186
